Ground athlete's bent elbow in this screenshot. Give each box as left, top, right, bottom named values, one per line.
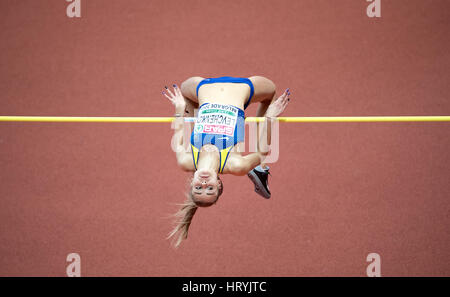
left=176, top=154, right=193, bottom=172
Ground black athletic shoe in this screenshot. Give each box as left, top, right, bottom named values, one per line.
left=247, top=165, right=271, bottom=199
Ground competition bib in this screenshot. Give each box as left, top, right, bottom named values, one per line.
left=194, top=103, right=239, bottom=136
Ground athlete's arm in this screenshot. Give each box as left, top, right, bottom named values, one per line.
left=258, top=90, right=290, bottom=153
left=173, top=116, right=195, bottom=172
left=227, top=90, right=290, bottom=175
left=163, top=85, right=195, bottom=172
left=226, top=152, right=266, bottom=176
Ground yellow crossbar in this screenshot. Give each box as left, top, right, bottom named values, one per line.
left=0, top=116, right=450, bottom=123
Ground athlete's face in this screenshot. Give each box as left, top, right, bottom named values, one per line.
left=191, top=169, right=221, bottom=205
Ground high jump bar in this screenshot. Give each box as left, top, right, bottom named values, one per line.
left=0, top=116, right=450, bottom=123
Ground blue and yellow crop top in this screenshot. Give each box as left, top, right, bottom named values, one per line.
left=190, top=103, right=245, bottom=173
left=190, top=76, right=255, bottom=173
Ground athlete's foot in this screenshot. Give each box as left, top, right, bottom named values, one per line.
left=247, top=165, right=271, bottom=199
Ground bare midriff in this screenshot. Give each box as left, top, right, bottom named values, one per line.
left=197, top=83, right=250, bottom=110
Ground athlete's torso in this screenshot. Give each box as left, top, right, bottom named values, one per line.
left=190, top=102, right=245, bottom=173
left=190, top=76, right=255, bottom=173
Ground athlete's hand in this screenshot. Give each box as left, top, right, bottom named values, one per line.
left=162, top=84, right=186, bottom=111
left=265, top=88, right=290, bottom=118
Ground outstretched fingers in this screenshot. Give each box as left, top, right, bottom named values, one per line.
left=164, top=85, right=176, bottom=98
left=284, top=89, right=291, bottom=104
left=173, top=84, right=182, bottom=97
left=275, top=89, right=288, bottom=103
left=162, top=83, right=187, bottom=109
left=270, top=88, right=291, bottom=116
left=275, top=89, right=289, bottom=106
left=162, top=84, right=180, bottom=103
left=282, top=88, right=290, bottom=102
left=162, top=91, right=174, bottom=103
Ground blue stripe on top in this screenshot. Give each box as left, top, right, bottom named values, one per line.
left=196, top=76, right=255, bottom=110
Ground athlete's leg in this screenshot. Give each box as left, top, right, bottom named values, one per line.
left=248, top=76, right=277, bottom=117
left=248, top=76, right=279, bottom=169
left=246, top=76, right=289, bottom=197
left=180, top=76, right=204, bottom=115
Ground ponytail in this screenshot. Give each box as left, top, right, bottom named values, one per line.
left=167, top=195, right=198, bottom=248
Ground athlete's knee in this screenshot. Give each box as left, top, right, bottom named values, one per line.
left=250, top=76, right=276, bottom=100
left=251, top=75, right=276, bottom=88
left=180, top=76, right=202, bottom=101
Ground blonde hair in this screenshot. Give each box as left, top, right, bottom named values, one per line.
left=167, top=175, right=223, bottom=248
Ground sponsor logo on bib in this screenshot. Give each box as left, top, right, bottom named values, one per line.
left=194, top=103, right=238, bottom=136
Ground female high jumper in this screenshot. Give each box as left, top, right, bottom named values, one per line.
left=162, top=76, right=291, bottom=247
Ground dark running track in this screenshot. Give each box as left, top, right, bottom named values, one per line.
left=0, top=0, right=449, bottom=276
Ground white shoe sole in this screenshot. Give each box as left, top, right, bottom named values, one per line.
left=247, top=170, right=271, bottom=199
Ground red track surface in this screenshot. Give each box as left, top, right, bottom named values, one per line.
left=0, top=0, right=449, bottom=276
